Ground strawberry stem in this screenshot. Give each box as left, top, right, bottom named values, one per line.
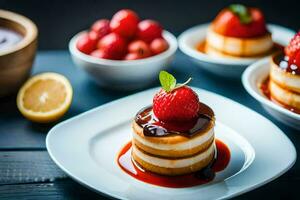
left=159, top=71, right=193, bottom=92
left=228, top=4, right=252, bottom=24
left=172, top=77, right=192, bottom=91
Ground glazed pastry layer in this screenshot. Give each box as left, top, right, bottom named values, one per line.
left=269, top=80, right=300, bottom=109
left=132, top=119, right=215, bottom=157
left=206, top=26, right=273, bottom=57
left=132, top=143, right=215, bottom=176
left=270, top=60, right=300, bottom=93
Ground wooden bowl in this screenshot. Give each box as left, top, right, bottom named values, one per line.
left=0, top=10, right=37, bottom=97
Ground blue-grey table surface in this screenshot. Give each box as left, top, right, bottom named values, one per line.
left=0, top=50, right=299, bottom=199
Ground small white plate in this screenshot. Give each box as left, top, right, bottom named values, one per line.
left=242, top=58, right=300, bottom=130
left=46, top=88, right=296, bottom=200
left=178, top=24, right=295, bottom=78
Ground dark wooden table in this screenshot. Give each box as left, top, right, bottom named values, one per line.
left=0, top=51, right=299, bottom=199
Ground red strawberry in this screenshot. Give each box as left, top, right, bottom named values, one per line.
left=137, top=20, right=163, bottom=43
left=150, top=38, right=169, bottom=55
left=153, top=71, right=199, bottom=122
left=293, top=51, right=300, bottom=68
left=212, top=4, right=267, bottom=38
left=110, top=9, right=139, bottom=38
left=124, top=53, right=142, bottom=60
left=90, top=49, right=112, bottom=59
left=287, top=51, right=300, bottom=75
left=128, top=40, right=152, bottom=58
left=285, top=32, right=300, bottom=60
left=88, top=30, right=101, bottom=42
left=76, top=33, right=97, bottom=54
left=91, top=19, right=110, bottom=39
left=97, top=33, right=126, bottom=59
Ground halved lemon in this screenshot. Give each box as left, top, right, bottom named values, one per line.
left=17, top=72, right=73, bottom=123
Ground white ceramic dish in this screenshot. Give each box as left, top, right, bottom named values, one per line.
left=242, top=57, right=300, bottom=130
left=178, top=24, right=295, bottom=78
left=69, top=30, right=177, bottom=90
left=46, top=87, right=296, bottom=199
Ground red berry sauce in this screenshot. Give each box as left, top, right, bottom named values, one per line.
left=117, top=139, right=230, bottom=188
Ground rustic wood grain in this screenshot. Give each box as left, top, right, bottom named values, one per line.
left=0, top=176, right=299, bottom=200
left=0, top=151, right=66, bottom=185
left=0, top=180, right=108, bottom=200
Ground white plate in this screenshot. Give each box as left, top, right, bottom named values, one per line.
left=242, top=57, right=300, bottom=130
left=178, top=24, right=295, bottom=78
left=46, top=88, right=296, bottom=200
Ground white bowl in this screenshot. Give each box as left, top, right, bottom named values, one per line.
left=69, top=30, right=177, bottom=90
left=178, top=23, right=295, bottom=79
left=242, top=57, right=300, bottom=130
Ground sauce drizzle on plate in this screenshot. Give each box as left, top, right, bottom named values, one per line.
left=117, top=139, right=230, bottom=188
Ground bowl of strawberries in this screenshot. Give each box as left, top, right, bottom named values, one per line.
left=69, top=9, right=177, bottom=90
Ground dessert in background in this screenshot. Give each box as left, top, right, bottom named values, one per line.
left=261, top=32, right=300, bottom=114
left=200, top=4, right=278, bottom=58
left=76, top=9, right=169, bottom=60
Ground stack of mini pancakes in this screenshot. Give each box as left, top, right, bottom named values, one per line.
left=270, top=55, right=300, bottom=110
left=131, top=116, right=216, bottom=176
left=205, top=26, right=273, bottom=58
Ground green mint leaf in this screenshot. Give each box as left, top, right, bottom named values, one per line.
left=239, top=13, right=252, bottom=24
left=159, top=71, right=176, bottom=92
left=229, top=4, right=252, bottom=24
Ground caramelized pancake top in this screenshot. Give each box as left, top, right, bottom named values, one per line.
left=133, top=103, right=215, bottom=145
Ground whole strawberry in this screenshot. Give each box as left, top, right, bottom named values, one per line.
left=285, top=32, right=300, bottom=63
left=213, top=4, right=267, bottom=38
left=153, top=71, right=199, bottom=122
